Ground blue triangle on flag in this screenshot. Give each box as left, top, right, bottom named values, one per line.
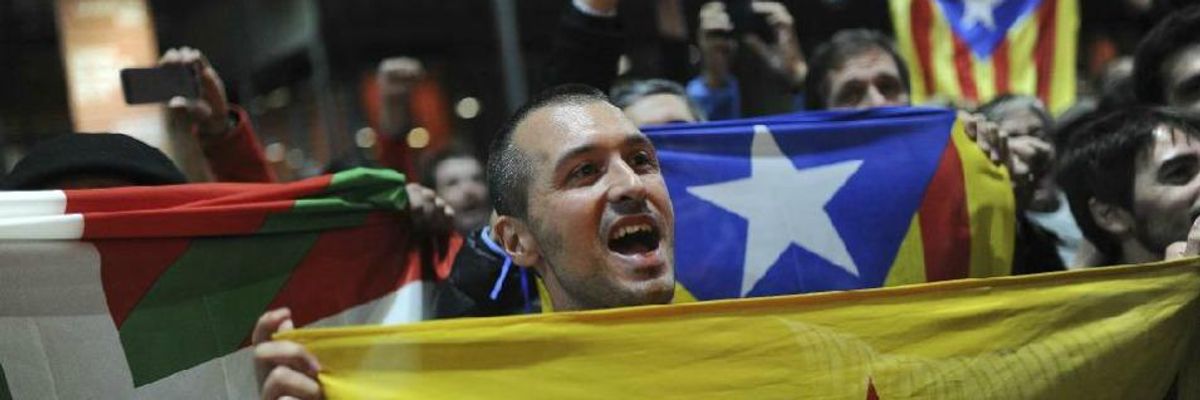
left=935, top=0, right=1043, bottom=58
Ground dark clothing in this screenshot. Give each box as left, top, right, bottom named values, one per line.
left=1011, top=214, right=1067, bottom=275
left=433, top=227, right=539, bottom=319
left=541, top=4, right=623, bottom=92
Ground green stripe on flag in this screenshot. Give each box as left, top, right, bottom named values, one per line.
left=254, top=168, right=408, bottom=235
left=117, top=212, right=369, bottom=386
left=1, top=361, right=11, bottom=400
left=327, top=168, right=409, bottom=210
left=118, top=232, right=317, bottom=386
left=114, top=167, right=404, bottom=386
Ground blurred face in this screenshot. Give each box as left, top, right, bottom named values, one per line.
left=621, top=94, right=698, bottom=126
left=1128, top=125, right=1200, bottom=257
left=434, top=156, right=490, bottom=233
left=510, top=101, right=675, bottom=310
left=825, top=47, right=910, bottom=110
left=995, top=106, right=1056, bottom=208
left=1163, top=44, right=1200, bottom=112
left=996, top=107, right=1048, bottom=140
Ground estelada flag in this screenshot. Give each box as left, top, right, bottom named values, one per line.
left=642, top=108, right=1014, bottom=301
left=282, top=258, right=1200, bottom=399
left=890, top=0, right=1078, bottom=114
left=0, top=168, right=459, bottom=399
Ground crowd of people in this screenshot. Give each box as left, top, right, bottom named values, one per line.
left=2, top=0, right=1200, bottom=398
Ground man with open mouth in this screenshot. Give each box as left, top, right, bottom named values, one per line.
left=487, top=84, right=677, bottom=311
left=251, top=84, right=678, bottom=399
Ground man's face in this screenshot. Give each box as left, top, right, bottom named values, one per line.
left=996, top=107, right=1048, bottom=141
left=825, top=47, right=910, bottom=110
left=621, top=93, right=698, bottom=126
left=434, top=156, right=490, bottom=233
left=1163, top=44, right=1200, bottom=112
left=512, top=101, right=676, bottom=310
left=1128, top=125, right=1200, bottom=256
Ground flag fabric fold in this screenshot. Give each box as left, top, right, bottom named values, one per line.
left=0, top=168, right=459, bottom=399
left=282, top=259, right=1200, bottom=399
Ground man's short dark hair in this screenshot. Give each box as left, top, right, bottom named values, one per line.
left=486, top=84, right=609, bottom=219
left=421, top=148, right=478, bottom=188
left=1133, top=5, right=1200, bottom=105
left=804, top=29, right=911, bottom=110
left=609, top=78, right=707, bottom=121
left=1055, top=107, right=1200, bottom=263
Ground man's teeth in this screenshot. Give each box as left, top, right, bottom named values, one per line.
left=611, top=224, right=653, bottom=240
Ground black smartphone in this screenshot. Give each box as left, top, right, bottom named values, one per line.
left=120, top=65, right=199, bottom=105
left=724, top=0, right=777, bottom=44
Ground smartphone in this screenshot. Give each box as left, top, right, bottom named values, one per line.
left=724, top=0, right=777, bottom=44
left=120, top=65, right=199, bottom=105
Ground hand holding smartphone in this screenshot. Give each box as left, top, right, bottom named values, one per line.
left=120, top=64, right=199, bottom=105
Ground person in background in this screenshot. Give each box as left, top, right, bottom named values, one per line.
left=1132, top=5, right=1200, bottom=112
left=1056, top=107, right=1200, bottom=266
left=374, top=56, right=425, bottom=177
left=0, top=133, right=187, bottom=190
left=802, top=29, right=909, bottom=111
left=979, top=95, right=1081, bottom=270
left=421, top=150, right=491, bottom=234
left=610, top=78, right=705, bottom=126
left=688, top=1, right=807, bottom=120
left=160, top=47, right=276, bottom=183
left=543, top=0, right=624, bottom=92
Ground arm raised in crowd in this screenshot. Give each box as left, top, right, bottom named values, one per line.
left=689, top=1, right=807, bottom=120
left=541, top=0, right=624, bottom=92
left=160, top=47, right=277, bottom=183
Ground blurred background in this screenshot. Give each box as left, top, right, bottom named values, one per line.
left=0, top=0, right=1181, bottom=181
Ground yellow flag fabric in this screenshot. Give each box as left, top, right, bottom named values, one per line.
left=280, top=260, right=1200, bottom=399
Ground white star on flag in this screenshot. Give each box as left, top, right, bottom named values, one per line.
left=687, top=125, right=863, bottom=296
left=962, top=0, right=1001, bottom=31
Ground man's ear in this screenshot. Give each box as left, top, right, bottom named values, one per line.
left=494, top=215, right=540, bottom=268
left=1089, top=198, right=1136, bottom=238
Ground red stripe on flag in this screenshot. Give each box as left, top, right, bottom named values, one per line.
left=253, top=214, right=462, bottom=342
left=81, top=202, right=293, bottom=238
left=918, top=141, right=972, bottom=281
left=96, top=238, right=192, bottom=326
left=952, top=36, right=979, bottom=102
left=994, top=39, right=1011, bottom=94
left=1034, top=0, right=1057, bottom=104
left=63, top=175, right=334, bottom=214
left=73, top=174, right=338, bottom=239
left=910, top=0, right=936, bottom=95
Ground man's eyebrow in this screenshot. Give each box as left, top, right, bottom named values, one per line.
left=623, top=134, right=653, bottom=149
left=553, top=143, right=600, bottom=173
left=551, top=133, right=653, bottom=172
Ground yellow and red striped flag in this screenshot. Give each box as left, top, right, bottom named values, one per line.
left=890, top=0, right=1078, bottom=114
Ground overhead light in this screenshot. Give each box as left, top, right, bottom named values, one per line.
left=455, top=97, right=481, bottom=120
left=265, top=142, right=286, bottom=163
left=406, top=127, right=430, bottom=149
left=355, top=127, right=377, bottom=148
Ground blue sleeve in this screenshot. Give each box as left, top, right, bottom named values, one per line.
left=686, top=75, right=741, bottom=120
